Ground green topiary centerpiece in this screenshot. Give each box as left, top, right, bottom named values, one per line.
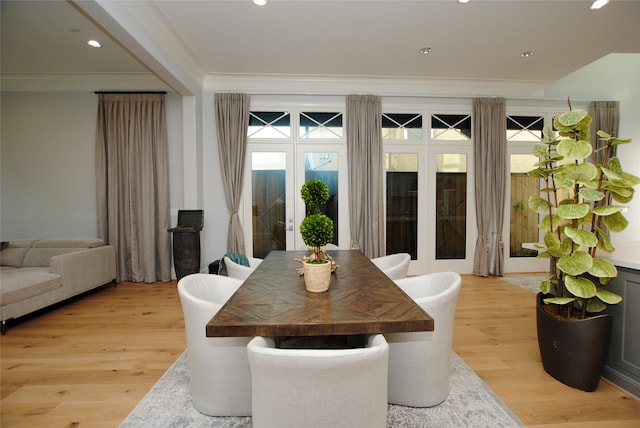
left=299, top=179, right=334, bottom=263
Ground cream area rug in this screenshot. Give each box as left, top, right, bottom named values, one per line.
left=120, top=351, right=523, bottom=427
left=502, top=275, right=546, bottom=294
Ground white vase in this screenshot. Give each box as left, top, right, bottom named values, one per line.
left=302, top=261, right=332, bottom=293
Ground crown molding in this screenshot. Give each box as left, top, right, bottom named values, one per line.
left=1, top=73, right=171, bottom=93
left=204, top=73, right=550, bottom=99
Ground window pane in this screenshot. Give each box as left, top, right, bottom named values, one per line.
left=382, top=113, right=423, bottom=140
left=305, top=153, right=339, bottom=245
left=431, top=114, right=471, bottom=140
left=507, top=115, right=544, bottom=141
left=299, top=112, right=343, bottom=139
left=252, top=152, right=286, bottom=258
left=386, top=153, right=418, bottom=259
left=249, top=111, right=291, bottom=139
left=510, top=154, right=539, bottom=257
left=436, top=154, right=467, bottom=259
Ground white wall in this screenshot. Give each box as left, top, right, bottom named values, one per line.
left=1, top=91, right=185, bottom=248
left=545, top=53, right=640, bottom=244
left=1, top=92, right=98, bottom=239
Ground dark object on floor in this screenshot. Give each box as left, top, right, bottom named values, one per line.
left=169, top=210, right=203, bottom=281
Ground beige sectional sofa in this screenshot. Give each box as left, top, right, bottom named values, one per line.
left=0, top=238, right=116, bottom=333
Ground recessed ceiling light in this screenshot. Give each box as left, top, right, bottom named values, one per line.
left=458, top=0, right=471, bottom=3
left=419, top=47, right=432, bottom=55
left=590, top=0, right=610, bottom=10
left=253, top=0, right=268, bottom=5
left=521, top=50, right=534, bottom=59
left=87, top=39, right=102, bottom=48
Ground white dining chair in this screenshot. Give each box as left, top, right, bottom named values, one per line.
left=386, top=271, right=462, bottom=407
left=223, top=256, right=262, bottom=280
left=370, top=253, right=411, bottom=280
left=247, top=334, right=389, bottom=428
left=177, top=273, right=252, bottom=416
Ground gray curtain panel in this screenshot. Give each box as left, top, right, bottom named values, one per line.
left=96, top=93, right=172, bottom=283
left=589, top=101, right=620, bottom=164
left=346, top=94, right=384, bottom=258
left=472, top=97, right=506, bottom=277
left=215, top=93, right=250, bottom=254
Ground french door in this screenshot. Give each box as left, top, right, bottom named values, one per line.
left=241, top=143, right=348, bottom=258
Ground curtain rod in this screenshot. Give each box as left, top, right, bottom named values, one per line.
left=93, top=91, right=169, bottom=94
left=235, top=91, right=594, bottom=104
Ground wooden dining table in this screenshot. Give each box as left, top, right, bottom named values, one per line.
left=206, top=250, right=434, bottom=338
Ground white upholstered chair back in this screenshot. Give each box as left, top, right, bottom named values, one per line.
left=370, top=253, right=411, bottom=280
left=177, top=273, right=252, bottom=416
left=223, top=256, right=262, bottom=280
left=247, top=334, right=389, bottom=428
left=386, top=271, right=462, bottom=407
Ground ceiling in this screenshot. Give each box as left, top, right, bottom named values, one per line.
left=2, top=0, right=640, bottom=86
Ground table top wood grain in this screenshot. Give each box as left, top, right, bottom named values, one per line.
left=206, top=250, right=434, bottom=337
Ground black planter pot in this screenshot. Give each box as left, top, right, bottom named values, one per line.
left=172, top=232, right=201, bottom=281
left=536, top=292, right=613, bottom=392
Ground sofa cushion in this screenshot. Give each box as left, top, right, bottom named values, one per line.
left=22, top=248, right=85, bottom=268
left=0, top=247, right=30, bottom=267
left=6, top=239, right=39, bottom=248
left=33, top=239, right=104, bottom=249
left=0, top=268, right=63, bottom=305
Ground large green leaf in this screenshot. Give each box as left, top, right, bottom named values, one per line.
left=556, top=109, right=588, bottom=127
left=556, top=203, right=590, bottom=219
left=565, top=275, right=597, bottom=298
left=539, top=276, right=553, bottom=294
left=544, top=296, right=575, bottom=306
left=557, top=139, right=592, bottom=160
left=537, top=250, right=551, bottom=259
left=532, top=143, right=549, bottom=158
left=606, top=183, right=633, bottom=198
left=596, top=227, right=615, bottom=252
left=596, top=130, right=612, bottom=140
left=557, top=251, right=593, bottom=276
left=559, top=237, right=574, bottom=255
left=586, top=298, right=607, bottom=313
left=543, top=232, right=562, bottom=256
left=592, top=205, right=624, bottom=216
left=582, top=177, right=602, bottom=190
left=610, top=137, right=632, bottom=146
left=559, top=162, right=598, bottom=183
left=564, top=226, right=597, bottom=247
left=542, top=125, right=557, bottom=139
left=528, top=168, right=548, bottom=179
left=595, top=287, right=623, bottom=305
left=553, top=174, right=576, bottom=189
left=527, top=195, right=550, bottom=214
left=579, top=188, right=604, bottom=202
left=622, top=171, right=640, bottom=186
left=602, top=166, right=625, bottom=181
left=589, top=258, right=617, bottom=278
left=538, top=214, right=561, bottom=232
left=610, top=187, right=634, bottom=204
left=602, top=211, right=628, bottom=232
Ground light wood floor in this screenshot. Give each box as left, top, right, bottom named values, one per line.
left=1, top=274, right=639, bottom=427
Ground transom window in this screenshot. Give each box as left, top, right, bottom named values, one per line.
left=431, top=114, right=472, bottom=141
left=382, top=113, right=423, bottom=140
left=249, top=111, right=291, bottom=139
left=507, top=115, right=544, bottom=141
left=299, top=112, right=343, bottom=139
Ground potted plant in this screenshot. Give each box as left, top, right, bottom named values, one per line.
left=299, top=179, right=335, bottom=292
left=527, top=102, right=638, bottom=391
